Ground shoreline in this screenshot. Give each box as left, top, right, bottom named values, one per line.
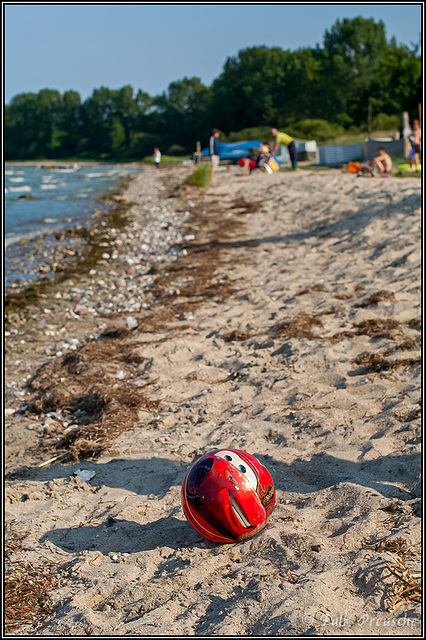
left=5, top=168, right=162, bottom=320
left=5, top=163, right=145, bottom=289
left=5, top=165, right=421, bottom=635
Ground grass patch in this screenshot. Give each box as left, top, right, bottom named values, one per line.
left=141, top=155, right=190, bottom=165
left=186, top=163, right=212, bottom=187
left=298, top=165, right=330, bottom=171
left=394, top=169, right=422, bottom=178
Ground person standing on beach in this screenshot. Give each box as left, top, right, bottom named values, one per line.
left=271, top=128, right=297, bottom=169
left=209, top=129, right=220, bottom=182
left=153, top=148, right=161, bottom=170
left=411, top=120, right=421, bottom=171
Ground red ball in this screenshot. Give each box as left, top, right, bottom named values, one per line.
left=181, top=448, right=275, bottom=543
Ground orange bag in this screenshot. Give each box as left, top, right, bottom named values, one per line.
left=347, top=161, right=362, bottom=173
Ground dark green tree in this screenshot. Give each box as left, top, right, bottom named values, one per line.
left=319, top=17, right=388, bottom=124
left=152, top=77, right=212, bottom=151
left=4, top=17, right=422, bottom=160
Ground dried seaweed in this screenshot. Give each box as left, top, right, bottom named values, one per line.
left=408, top=317, right=421, bottom=331
left=394, top=407, right=421, bottom=423
left=21, top=188, right=256, bottom=465
left=295, top=283, right=329, bottom=296
left=355, top=318, right=401, bottom=339
left=4, top=531, right=68, bottom=633
left=385, top=556, right=421, bottom=611
left=26, top=333, right=162, bottom=463
left=333, top=292, right=354, bottom=300
left=231, top=196, right=262, bottom=214
left=327, top=317, right=420, bottom=345
left=31, top=384, right=161, bottom=464
left=357, top=290, right=397, bottom=307
left=383, top=336, right=421, bottom=354
left=375, top=537, right=413, bottom=559
left=353, top=352, right=421, bottom=373
left=270, top=313, right=323, bottom=340
left=150, top=199, right=248, bottom=307
left=223, top=329, right=259, bottom=342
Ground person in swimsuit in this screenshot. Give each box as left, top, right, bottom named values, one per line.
left=371, top=147, right=393, bottom=175
left=411, top=119, right=421, bottom=171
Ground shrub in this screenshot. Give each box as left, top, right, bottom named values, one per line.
left=290, top=119, right=346, bottom=142
left=371, top=113, right=400, bottom=131
left=186, top=162, right=211, bottom=187
left=167, top=144, right=186, bottom=155
left=129, top=132, right=165, bottom=158
left=225, top=127, right=272, bottom=143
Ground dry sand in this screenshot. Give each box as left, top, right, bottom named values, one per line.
left=5, top=164, right=422, bottom=635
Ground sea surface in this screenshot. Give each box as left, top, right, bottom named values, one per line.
left=5, top=163, right=142, bottom=287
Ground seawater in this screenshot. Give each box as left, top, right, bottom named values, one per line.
left=5, top=163, right=142, bottom=247
left=5, top=163, right=142, bottom=289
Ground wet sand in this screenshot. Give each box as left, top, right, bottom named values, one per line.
left=5, top=164, right=421, bottom=635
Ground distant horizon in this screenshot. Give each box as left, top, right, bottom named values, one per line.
left=4, top=4, right=422, bottom=104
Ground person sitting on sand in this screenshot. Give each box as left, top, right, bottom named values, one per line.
left=238, top=144, right=271, bottom=176
left=363, top=147, right=392, bottom=177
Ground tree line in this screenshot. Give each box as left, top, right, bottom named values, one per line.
left=5, top=17, right=421, bottom=161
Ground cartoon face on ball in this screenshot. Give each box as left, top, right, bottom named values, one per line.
left=181, top=448, right=275, bottom=543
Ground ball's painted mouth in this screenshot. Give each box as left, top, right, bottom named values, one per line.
left=229, top=492, right=251, bottom=528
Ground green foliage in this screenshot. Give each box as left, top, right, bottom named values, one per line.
left=167, top=144, right=186, bottom=155
left=289, top=119, right=346, bottom=142
left=109, top=118, right=126, bottom=153
left=371, top=113, right=401, bottom=131
left=223, top=127, right=272, bottom=143
left=186, top=163, right=211, bottom=187
left=128, top=132, right=165, bottom=159
left=4, top=17, right=421, bottom=161
left=142, top=154, right=187, bottom=165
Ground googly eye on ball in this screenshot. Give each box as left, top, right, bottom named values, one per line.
left=181, top=448, right=275, bottom=543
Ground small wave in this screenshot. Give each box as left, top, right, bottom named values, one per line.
left=42, top=218, right=56, bottom=223
left=7, top=185, right=32, bottom=193
left=5, top=229, right=40, bottom=248
left=8, top=177, right=25, bottom=183
left=39, top=184, right=58, bottom=190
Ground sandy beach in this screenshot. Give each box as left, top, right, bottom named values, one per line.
left=5, top=164, right=422, bottom=635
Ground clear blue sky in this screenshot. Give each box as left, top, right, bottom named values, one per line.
left=4, top=3, right=422, bottom=104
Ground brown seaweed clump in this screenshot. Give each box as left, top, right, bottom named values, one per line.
left=296, top=283, right=329, bottom=296
left=385, top=556, right=421, bottom=611
left=355, top=318, right=402, bottom=339
left=353, top=352, right=421, bottom=374
left=223, top=329, right=259, bottom=342
left=357, top=290, right=397, bottom=307
left=231, top=196, right=262, bottom=214
left=4, top=531, right=68, bottom=633
left=26, top=333, right=161, bottom=464
left=375, top=537, right=413, bottom=559
left=270, top=313, right=324, bottom=340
